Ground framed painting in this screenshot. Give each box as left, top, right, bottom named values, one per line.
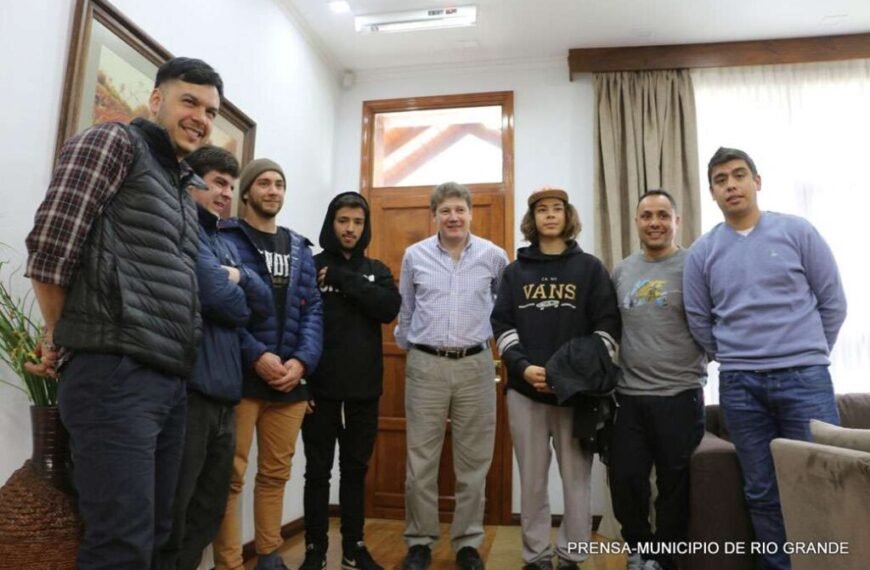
left=57, top=0, right=256, bottom=217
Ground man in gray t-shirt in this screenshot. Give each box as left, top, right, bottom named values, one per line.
left=609, top=190, right=707, bottom=570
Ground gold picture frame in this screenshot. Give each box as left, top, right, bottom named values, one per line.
left=57, top=0, right=256, bottom=216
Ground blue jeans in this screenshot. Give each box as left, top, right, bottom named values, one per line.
left=719, top=365, right=839, bottom=570
left=59, top=352, right=187, bottom=570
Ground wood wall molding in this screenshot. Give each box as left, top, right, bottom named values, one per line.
left=236, top=507, right=340, bottom=565
left=569, top=32, right=870, bottom=75
left=238, top=514, right=306, bottom=564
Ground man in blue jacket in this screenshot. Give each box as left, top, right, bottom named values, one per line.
left=213, top=158, right=323, bottom=570
left=155, top=146, right=271, bottom=570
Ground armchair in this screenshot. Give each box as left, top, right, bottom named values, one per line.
left=771, top=416, right=870, bottom=570
left=685, top=393, right=870, bottom=570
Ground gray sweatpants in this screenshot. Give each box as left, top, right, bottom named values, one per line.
left=507, top=389, right=593, bottom=564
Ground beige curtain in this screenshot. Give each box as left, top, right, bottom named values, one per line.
left=594, top=70, right=701, bottom=269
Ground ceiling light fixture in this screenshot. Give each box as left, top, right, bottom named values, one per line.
left=355, top=5, right=477, bottom=34
left=328, top=0, right=351, bottom=14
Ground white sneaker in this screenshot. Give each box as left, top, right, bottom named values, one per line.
left=626, top=553, right=644, bottom=570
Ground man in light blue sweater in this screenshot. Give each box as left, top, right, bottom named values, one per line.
left=683, top=147, right=847, bottom=570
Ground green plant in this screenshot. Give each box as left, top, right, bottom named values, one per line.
left=0, top=259, right=56, bottom=406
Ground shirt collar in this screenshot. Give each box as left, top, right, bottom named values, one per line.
left=435, top=233, right=473, bottom=254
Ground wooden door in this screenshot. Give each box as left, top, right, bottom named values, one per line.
left=360, top=92, right=515, bottom=525
left=365, top=188, right=511, bottom=524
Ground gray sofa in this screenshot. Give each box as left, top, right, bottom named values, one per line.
left=685, top=404, right=754, bottom=570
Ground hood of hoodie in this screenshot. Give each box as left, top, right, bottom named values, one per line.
left=517, top=240, right=583, bottom=262
left=319, top=192, right=372, bottom=259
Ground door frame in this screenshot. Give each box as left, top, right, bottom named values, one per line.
left=359, top=91, right=516, bottom=524
left=360, top=91, right=515, bottom=255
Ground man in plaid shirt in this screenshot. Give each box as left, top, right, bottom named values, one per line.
left=25, top=57, right=224, bottom=570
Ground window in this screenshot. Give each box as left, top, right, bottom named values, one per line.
left=693, top=59, right=870, bottom=399
left=371, top=105, right=504, bottom=187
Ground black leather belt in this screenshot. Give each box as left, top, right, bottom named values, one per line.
left=412, top=343, right=485, bottom=359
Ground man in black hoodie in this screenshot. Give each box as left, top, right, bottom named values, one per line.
left=300, top=192, right=401, bottom=570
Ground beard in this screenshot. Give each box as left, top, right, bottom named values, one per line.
left=246, top=197, right=281, bottom=219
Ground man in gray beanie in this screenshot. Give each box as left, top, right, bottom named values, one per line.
left=237, top=158, right=285, bottom=209
left=213, top=158, right=323, bottom=570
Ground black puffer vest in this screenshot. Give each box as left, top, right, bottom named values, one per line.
left=54, top=118, right=201, bottom=377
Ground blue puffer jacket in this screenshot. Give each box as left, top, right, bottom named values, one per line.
left=190, top=206, right=272, bottom=403
left=220, top=218, right=323, bottom=402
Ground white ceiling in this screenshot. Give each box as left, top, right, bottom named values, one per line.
left=284, top=0, right=870, bottom=73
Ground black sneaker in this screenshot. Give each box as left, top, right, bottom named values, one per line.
left=456, top=546, right=485, bottom=570
left=522, top=559, right=552, bottom=570
left=299, top=544, right=326, bottom=570
left=401, top=544, right=432, bottom=570
left=342, top=541, right=384, bottom=570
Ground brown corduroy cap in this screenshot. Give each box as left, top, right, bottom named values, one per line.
left=527, top=187, right=568, bottom=207
left=239, top=158, right=285, bottom=198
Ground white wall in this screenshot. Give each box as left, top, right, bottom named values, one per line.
left=108, top=0, right=341, bottom=242
left=0, top=0, right=79, bottom=489
left=0, top=0, right=607, bottom=554
left=332, top=60, right=606, bottom=516
left=0, top=0, right=340, bottom=558
left=334, top=60, right=598, bottom=247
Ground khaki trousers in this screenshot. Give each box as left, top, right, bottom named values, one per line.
left=403, top=348, right=496, bottom=552
left=212, top=398, right=307, bottom=570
